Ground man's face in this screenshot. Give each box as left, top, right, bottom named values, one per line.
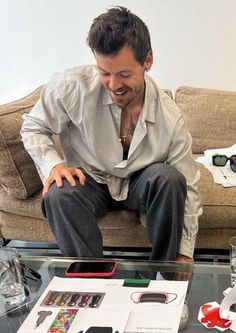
left=95, top=46, right=153, bottom=109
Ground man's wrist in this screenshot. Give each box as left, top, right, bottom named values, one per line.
left=177, top=254, right=193, bottom=263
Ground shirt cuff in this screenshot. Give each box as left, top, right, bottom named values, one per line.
left=178, top=237, right=196, bottom=258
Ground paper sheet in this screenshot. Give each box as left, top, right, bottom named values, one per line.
left=196, top=144, right=236, bottom=187
left=17, top=276, right=188, bottom=333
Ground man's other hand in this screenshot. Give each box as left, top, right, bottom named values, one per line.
left=177, top=254, right=193, bottom=264
left=42, top=163, right=86, bottom=196
left=176, top=254, right=193, bottom=281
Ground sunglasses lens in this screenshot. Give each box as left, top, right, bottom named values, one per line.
left=139, top=293, right=167, bottom=303
left=230, top=157, right=236, bottom=172
left=213, top=155, right=228, bottom=166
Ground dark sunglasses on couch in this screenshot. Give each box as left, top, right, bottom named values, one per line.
left=212, top=154, right=236, bottom=172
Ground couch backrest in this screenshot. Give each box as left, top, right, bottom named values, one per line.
left=0, top=87, right=43, bottom=199
left=175, top=86, right=236, bottom=154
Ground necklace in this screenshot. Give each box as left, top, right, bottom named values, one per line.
left=121, top=121, right=136, bottom=143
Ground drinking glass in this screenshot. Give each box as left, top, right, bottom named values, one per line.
left=229, top=236, right=236, bottom=286
left=0, top=247, right=26, bottom=305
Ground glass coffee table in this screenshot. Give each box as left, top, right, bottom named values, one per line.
left=0, top=256, right=232, bottom=332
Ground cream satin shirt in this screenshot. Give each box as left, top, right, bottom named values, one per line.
left=21, top=65, right=202, bottom=258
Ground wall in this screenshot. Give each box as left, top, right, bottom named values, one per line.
left=0, top=0, right=236, bottom=104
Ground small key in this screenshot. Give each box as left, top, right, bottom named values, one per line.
left=36, top=310, right=52, bottom=327
left=78, top=294, right=91, bottom=307
left=68, top=293, right=81, bottom=306
left=56, top=293, right=70, bottom=306
left=89, top=294, right=102, bottom=308
left=44, top=291, right=60, bottom=305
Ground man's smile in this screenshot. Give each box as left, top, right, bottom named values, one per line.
left=110, top=88, right=130, bottom=100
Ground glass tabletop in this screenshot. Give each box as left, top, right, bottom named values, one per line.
left=0, top=256, right=232, bottom=332
left=186, top=261, right=232, bottom=332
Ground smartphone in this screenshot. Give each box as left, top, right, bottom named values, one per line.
left=65, top=260, right=118, bottom=277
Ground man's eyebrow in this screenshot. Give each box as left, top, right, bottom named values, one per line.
left=97, top=66, right=106, bottom=72
left=97, top=67, right=132, bottom=74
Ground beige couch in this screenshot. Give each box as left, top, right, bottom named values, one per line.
left=0, top=85, right=236, bottom=252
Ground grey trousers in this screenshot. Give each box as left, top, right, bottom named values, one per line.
left=43, top=163, right=187, bottom=260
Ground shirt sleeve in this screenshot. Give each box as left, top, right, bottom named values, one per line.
left=20, top=81, right=70, bottom=181
left=167, top=116, right=203, bottom=258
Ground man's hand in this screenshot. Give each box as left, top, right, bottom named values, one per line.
left=176, top=254, right=193, bottom=281
left=42, top=163, right=86, bottom=196
left=176, top=254, right=193, bottom=264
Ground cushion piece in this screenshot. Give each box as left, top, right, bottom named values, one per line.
left=175, top=86, right=236, bottom=154
left=0, top=187, right=141, bottom=230
left=0, top=87, right=43, bottom=199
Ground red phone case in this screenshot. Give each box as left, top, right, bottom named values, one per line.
left=65, top=261, right=118, bottom=277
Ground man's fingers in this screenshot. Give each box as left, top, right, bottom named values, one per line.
left=42, top=178, right=54, bottom=196
left=43, top=175, right=63, bottom=196
left=42, top=184, right=49, bottom=197
left=64, top=172, right=77, bottom=187
left=42, top=166, right=85, bottom=196
left=74, top=169, right=86, bottom=185
left=55, top=176, right=63, bottom=188
left=52, top=167, right=76, bottom=187
left=176, top=271, right=191, bottom=281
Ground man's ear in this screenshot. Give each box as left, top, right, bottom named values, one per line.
left=144, top=51, right=153, bottom=70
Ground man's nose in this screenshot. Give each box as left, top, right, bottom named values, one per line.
left=108, top=75, right=122, bottom=91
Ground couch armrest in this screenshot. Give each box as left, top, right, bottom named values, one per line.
left=0, top=87, right=43, bottom=199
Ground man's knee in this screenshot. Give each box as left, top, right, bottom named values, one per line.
left=145, top=163, right=186, bottom=186
left=163, top=165, right=186, bottom=189
left=43, top=179, right=79, bottom=206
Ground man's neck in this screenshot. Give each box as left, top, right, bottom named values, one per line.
left=123, top=90, right=145, bottom=117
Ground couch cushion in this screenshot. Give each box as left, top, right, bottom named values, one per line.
left=0, top=87, right=43, bottom=199
left=0, top=210, right=150, bottom=247
left=0, top=186, right=142, bottom=230
left=0, top=186, right=151, bottom=246
left=0, top=187, right=44, bottom=219
left=175, top=86, right=236, bottom=154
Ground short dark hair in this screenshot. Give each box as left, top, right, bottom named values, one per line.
left=87, top=6, right=152, bottom=65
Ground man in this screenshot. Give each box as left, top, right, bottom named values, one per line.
left=21, top=6, right=202, bottom=263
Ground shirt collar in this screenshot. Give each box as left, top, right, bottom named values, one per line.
left=102, top=87, right=114, bottom=105
left=142, top=75, right=157, bottom=123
